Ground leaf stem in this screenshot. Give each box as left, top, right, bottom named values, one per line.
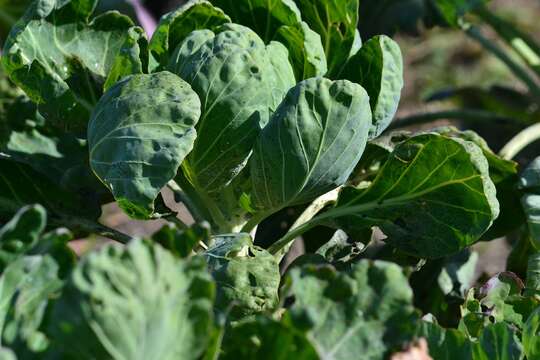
left=499, top=122, right=540, bottom=160
left=273, top=188, right=340, bottom=262
left=464, top=25, right=540, bottom=99
left=167, top=180, right=206, bottom=223
left=53, top=216, right=133, bottom=244
left=388, top=108, right=521, bottom=131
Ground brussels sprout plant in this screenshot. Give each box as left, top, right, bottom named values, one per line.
left=1, top=0, right=540, bottom=359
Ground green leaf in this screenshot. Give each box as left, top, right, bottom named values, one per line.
left=151, top=222, right=210, bottom=258
left=340, top=35, right=403, bottom=138
left=48, top=239, right=215, bottom=360
left=523, top=306, right=540, bottom=359
left=169, top=24, right=295, bottom=194
left=520, top=157, right=540, bottom=250
left=211, top=0, right=301, bottom=42
left=416, top=321, right=474, bottom=359
left=0, top=205, right=45, bottom=271
left=210, top=0, right=327, bottom=80
left=0, top=158, right=98, bottom=223
left=88, top=72, right=201, bottom=219
left=0, top=255, right=63, bottom=357
left=285, top=260, right=417, bottom=359
left=434, top=127, right=524, bottom=240
left=274, top=21, right=328, bottom=80
left=329, top=133, right=499, bottom=259
left=418, top=321, right=523, bottom=360
left=220, top=316, right=319, bottom=359
left=473, top=322, right=523, bottom=360
left=293, top=0, right=359, bottom=78
left=250, top=77, right=372, bottom=213
left=149, top=0, right=230, bottom=71
left=205, top=233, right=280, bottom=318
left=2, top=0, right=147, bottom=129
left=526, top=252, right=540, bottom=296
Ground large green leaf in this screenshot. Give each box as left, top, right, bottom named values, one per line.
left=48, top=239, right=215, bottom=360
left=293, top=0, right=359, bottom=78
left=169, top=24, right=295, bottom=194
left=149, top=0, right=230, bottom=71
left=205, top=233, right=280, bottom=318
left=250, top=77, right=372, bottom=213
left=327, top=133, right=499, bottom=259
left=88, top=72, right=201, bottom=219
left=526, top=252, right=540, bottom=296
left=210, top=0, right=327, bottom=80
left=0, top=255, right=63, bottom=358
left=340, top=35, right=403, bottom=138
left=285, top=260, right=417, bottom=359
left=434, top=127, right=524, bottom=240
left=220, top=316, right=319, bottom=359
left=2, top=0, right=147, bottom=129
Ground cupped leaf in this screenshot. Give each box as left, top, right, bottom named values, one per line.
left=250, top=77, right=372, bottom=213
left=149, top=0, right=230, bottom=71
left=48, top=239, right=215, bottom=360
left=220, top=316, right=319, bottom=359
left=328, top=133, right=499, bottom=259
left=211, top=0, right=327, bottom=80
left=0, top=255, right=63, bottom=357
left=293, top=0, right=359, bottom=78
left=2, top=0, right=147, bottom=129
left=340, top=35, right=403, bottom=138
left=88, top=72, right=201, bottom=219
left=285, top=260, right=417, bottom=359
left=169, top=24, right=295, bottom=194
left=0, top=205, right=45, bottom=271
left=274, top=22, right=328, bottom=80
left=205, top=233, right=280, bottom=318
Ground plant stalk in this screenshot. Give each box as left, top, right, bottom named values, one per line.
left=54, top=216, right=133, bottom=244
left=499, top=122, right=540, bottom=159
left=269, top=189, right=340, bottom=258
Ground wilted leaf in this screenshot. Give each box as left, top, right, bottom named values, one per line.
left=205, top=233, right=280, bottom=318
left=49, top=240, right=215, bottom=360
left=88, top=72, right=201, bottom=219
left=251, top=77, right=372, bottom=213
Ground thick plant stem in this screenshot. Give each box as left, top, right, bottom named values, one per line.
left=167, top=180, right=206, bottom=223
left=464, top=25, right=540, bottom=99
left=269, top=189, right=340, bottom=259
left=499, top=123, right=540, bottom=160
left=389, top=109, right=521, bottom=131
